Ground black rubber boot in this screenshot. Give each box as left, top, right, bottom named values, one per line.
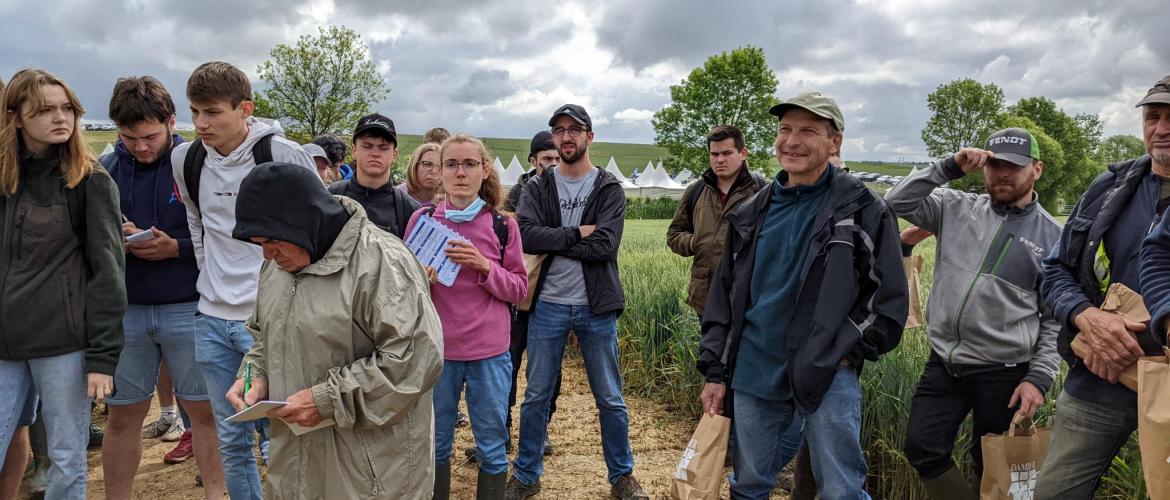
left=921, top=466, right=977, bottom=500
left=476, top=470, right=508, bottom=500
left=433, top=462, right=451, bottom=500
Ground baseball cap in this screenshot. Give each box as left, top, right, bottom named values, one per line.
left=548, top=104, right=592, bottom=130
left=529, top=131, right=555, bottom=158
left=353, top=113, right=397, bottom=144
left=1135, top=75, right=1170, bottom=107
left=769, top=92, right=845, bottom=133
left=985, top=128, right=1040, bottom=167
left=302, top=143, right=329, bottom=160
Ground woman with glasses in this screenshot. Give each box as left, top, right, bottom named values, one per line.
left=398, top=142, right=443, bottom=208
left=404, top=134, right=527, bottom=500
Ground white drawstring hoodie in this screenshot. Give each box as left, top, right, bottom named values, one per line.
left=171, top=117, right=314, bottom=320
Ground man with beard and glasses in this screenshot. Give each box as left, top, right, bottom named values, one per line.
left=507, top=105, right=649, bottom=500
left=1035, top=75, right=1170, bottom=500
left=885, top=128, right=1062, bottom=499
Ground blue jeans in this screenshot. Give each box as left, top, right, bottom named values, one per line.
left=109, top=302, right=207, bottom=405
left=1033, top=391, right=1138, bottom=500
left=434, top=352, right=512, bottom=475
left=731, top=366, right=869, bottom=500
left=194, top=313, right=263, bottom=500
left=514, top=300, right=634, bottom=486
left=0, top=351, right=90, bottom=499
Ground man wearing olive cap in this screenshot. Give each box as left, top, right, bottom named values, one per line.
left=698, top=92, right=908, bottom=499
left=1035, top=74, right=1170, bottom=499
left=885, top=128, right=1062, bottom=499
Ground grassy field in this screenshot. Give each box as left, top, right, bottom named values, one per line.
left=84, top=129, right=912, bottom=177
left=615, top=219, right=1145, bottom=499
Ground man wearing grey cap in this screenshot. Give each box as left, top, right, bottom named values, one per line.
left=508, top=105, right=649, bottom=500
left=302, top=143, right=335, bottom=185
left=698, top=91, right=907, bottom=499
left=1035, top=75, right=1170, bottom=499
left=885, top=128, right=1062, bottom=499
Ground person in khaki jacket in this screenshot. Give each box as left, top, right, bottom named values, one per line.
left=225, top=162, right=444, bottom=499
left=667, top=125, right=766, bottom=317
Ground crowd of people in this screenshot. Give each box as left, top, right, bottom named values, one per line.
left=0, top=58, right=1166, bottom=500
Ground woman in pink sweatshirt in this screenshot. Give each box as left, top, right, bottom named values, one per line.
left=404, top=134, right=527, bottom=500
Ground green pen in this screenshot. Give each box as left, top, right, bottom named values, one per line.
left=244, top=363, right=251, bottom=408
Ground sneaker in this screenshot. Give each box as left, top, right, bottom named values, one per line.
left=195, top=474, right=203, bottom=487
left=504, top=477, right=541, bottom=500
left=610, top=474, right=649, bottom=500
left=26, top=459, right=48, bottom=495
left=456, top=410, right=470, bottom=428
left=142, top=414, right=176, bottom=439
left=160, top=418, right=186, bottom=442
left=164, top=430, right=194, bottom=464
left=464, top=445, right=479, bottom=463
left=88, top=424, right=104, bottom=449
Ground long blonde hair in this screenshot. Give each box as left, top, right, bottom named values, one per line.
left=404, top=142, right=441, bottom=199
left=0, top=69, right=95, bottom=195
left=439, top=134, right=504, bottom=212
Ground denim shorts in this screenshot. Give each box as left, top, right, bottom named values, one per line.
left=108, top=301, right=208, bottom=405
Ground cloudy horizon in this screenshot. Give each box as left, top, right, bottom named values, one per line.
left=1, top=0, right=1165, bottom=162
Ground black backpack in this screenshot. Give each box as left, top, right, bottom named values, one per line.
left=181, top=135, right=275, bottom=215
left=684, top=171, right=767, bottom=229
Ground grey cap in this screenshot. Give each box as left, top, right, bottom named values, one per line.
left=769, top=92, right=845, bottom=133
left=1135, top=75, right=1170, bottom=107
left=302, top=143, right=329, bottom=160
left=986, top=128, right=1040, bottom=167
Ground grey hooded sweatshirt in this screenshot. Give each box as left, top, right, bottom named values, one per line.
left=885, top=157, right=1062, bottom=391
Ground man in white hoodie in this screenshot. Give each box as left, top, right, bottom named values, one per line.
left=170, top=61, right=313, bottom=500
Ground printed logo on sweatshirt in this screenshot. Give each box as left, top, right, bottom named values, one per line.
left=560, top=196, right=588, bottom=212
left=213, top=191, right=239, bottom=198
left=1017, top=236, right=1046, bottom=257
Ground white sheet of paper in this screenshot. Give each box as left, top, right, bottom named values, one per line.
left=126, top=230, right=157, bottom=242
left=224, top=401, right=287, bottom=422
left=404, top=215, right=464, bottom=286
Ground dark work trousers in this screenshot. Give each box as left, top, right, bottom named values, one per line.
left=903, top=351, right=1031, bottom=479
left=507, top=310, right=562, bottom=431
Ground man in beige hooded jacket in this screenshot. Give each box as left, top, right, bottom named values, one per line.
left=225, top=162, right=444, bottom=499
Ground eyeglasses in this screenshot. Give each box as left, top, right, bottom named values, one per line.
left=442, top=160, right=483, bottom=172
left=551, top=126, right=586, bottom=138
left=417, top=160, right=441, bottom=172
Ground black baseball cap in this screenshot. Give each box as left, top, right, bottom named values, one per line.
left=1135, top=75, right=1170, bottom=107
left=353, top=113, right=397, bottom=144
left=985, top=128, right=1040, bottom=167
left=548, top=104, right=592, bottom=131
left=529, top=131, right=555, bottom=158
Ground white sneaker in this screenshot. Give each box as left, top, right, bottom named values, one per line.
left=161, top=418, right=186, bottom=442
left=142, top=414, right=176, bottom=439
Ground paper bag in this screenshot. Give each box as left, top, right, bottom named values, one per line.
left=1138, top=347, right=1170, bottom=500
left=904, top=255, right=926, bottom=328
left=670, top=413, right=730, bottom=500
left=517, top=254, right=546, bottom=312
left=1069, top=282, right=1151, bottom=390
left=979, top=414, right=1051, bottom=500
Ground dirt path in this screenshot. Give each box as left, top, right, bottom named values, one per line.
left=62, top=355, right=789, bottom=499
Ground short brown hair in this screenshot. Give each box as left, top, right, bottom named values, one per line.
left=109, top=76, right=176, bottom=127
left=186, top=61, right=251, bottom=108
left=424, top=127, right=451, bottom=144
left=707, top=125, right=745, bottom=151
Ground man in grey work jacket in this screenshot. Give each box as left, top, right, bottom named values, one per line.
left=885, top=127, right=1062, bottom=499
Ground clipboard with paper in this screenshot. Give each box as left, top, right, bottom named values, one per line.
left=404, top=215, right=464, bottom=286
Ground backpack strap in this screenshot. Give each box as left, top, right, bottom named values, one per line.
left=394, top=190, right=411, bottom=239
left=64, top=176, right=87, bottom=253
left=183, top=139, right=207, bottom=214
left=491, top=211, right=508, bottom=267
left=252, top=134, right=275, bottom=165
left=684, top=181, right=704, bottom=232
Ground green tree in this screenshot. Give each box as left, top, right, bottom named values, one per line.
left=252, top=91, right=276, bottom=120
left=921, top=78, right=1005, bottom=158
left=652, top=46, right=779, bottom=176
left=1008, top=97, right=1103, bottom=204
left=257, top=25, right=389, bottom=137
left=1097, top=134, right=1146, bottom=165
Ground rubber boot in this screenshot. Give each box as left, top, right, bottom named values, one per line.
left=476, top=470, right=508, bottom=500
left=921, top=466, right=977, bottom=500
left=433, top=462, right=451, bottom=500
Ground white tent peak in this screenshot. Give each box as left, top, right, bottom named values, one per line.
left=502, top=156, right=526, bottom=186
left=604, top=157, right=628, bottom=182
left=100, top=143, right=114, bottom=156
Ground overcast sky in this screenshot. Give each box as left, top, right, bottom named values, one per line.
left=1, top=0, right=1165, bottom=162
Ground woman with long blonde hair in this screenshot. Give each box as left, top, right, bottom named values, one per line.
left=404, top=134, right=525, bottom=500
left=0, top=69, right=126, bottom=499
left=397, top=142, right=443, bottom=207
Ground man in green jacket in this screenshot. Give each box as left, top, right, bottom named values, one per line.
left=226, top=162, right=444, bottom=499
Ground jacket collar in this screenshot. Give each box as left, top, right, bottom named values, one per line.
left=728, top=166, right=869, bottom=241
left=298, top=196, right=365, bottom=276
left=990, top=191, right=1040, bottom=217
left=351, top=177, right=398, bottom=197
left=114, top=135, right=185, bottom=169
left=700, top=162, right=756, bottom=194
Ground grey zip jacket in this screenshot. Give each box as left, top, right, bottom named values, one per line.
left=885, top=157, right=1062, bottom=392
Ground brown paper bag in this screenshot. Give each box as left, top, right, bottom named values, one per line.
left=904, top=255, right=926, bottom=328
left=979, top=414, right=1051, bottom=500
left=1138, top=347, right=1170, bottom=500
left=517, top=254, right=546, bottom=312
left=670, top=413, right=730, bottom=500
left=1069, top=282, right=1151, bottom=390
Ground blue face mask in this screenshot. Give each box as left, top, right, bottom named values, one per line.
left=445, top=197, right=485, bottom=223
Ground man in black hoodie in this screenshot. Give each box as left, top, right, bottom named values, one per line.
left=327, top=114, right=419, bottom=238
left=507, top=105, right=648, bottom=500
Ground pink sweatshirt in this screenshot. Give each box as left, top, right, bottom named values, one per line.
left=405, top=201, right=528, bottom=361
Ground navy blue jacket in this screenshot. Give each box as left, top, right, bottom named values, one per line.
left=1141, top=182, right=1170, bottom=344
left=101, top=136, right=199, bottom=305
